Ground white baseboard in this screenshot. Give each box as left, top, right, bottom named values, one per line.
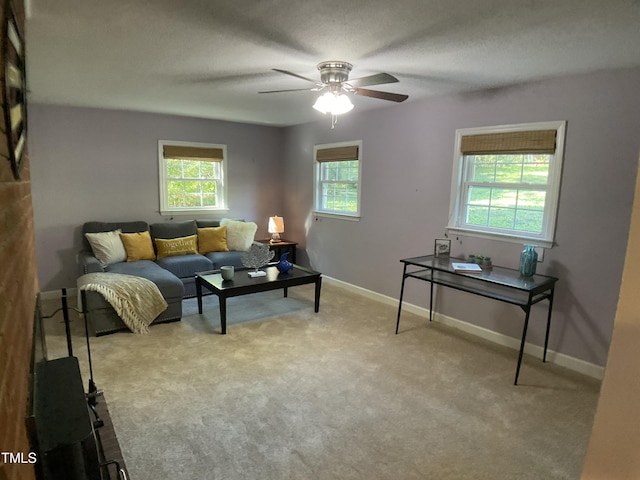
left=323, top=275, right=604, bottom=380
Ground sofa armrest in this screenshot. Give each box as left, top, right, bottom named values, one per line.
left=78, top=251, right=105, bottom=274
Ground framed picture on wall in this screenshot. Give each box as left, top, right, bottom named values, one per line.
left=434, top=238, right=451, bottom=257
left=1, top=0, right=27, bottom=179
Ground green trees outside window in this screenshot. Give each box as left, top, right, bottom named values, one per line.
left=465, top=154, right=551, bottom=234
left=320, top=160, right=359, bottom=213
left=166, top=159, right=221, bottom=208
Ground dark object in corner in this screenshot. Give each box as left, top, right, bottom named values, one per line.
left=34, top=357, right=102, bottom=480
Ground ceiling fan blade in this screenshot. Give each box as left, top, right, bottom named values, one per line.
left=355, top=88, right=408, bottom=102
left=273, top=68, right=319, bottom=85
left=259, top=88, right=315, bottom=94
left=347, top=72, right=399, bottom=88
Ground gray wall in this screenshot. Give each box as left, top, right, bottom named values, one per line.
left=29, top=67, right=640, bottom=367
left=28, top=106, right=284, bottom=290
left=282, top=67, right=640, bottom=367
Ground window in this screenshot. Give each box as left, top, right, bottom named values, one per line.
left=158, top=141, right=228, bottom=215
left=313, top=141, right=362, bottom=219
left=447, top=121, right=566, bottom=247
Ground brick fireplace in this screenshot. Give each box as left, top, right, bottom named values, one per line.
left=0, top=0, right=39, bottom=478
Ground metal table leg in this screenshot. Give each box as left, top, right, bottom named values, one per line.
left=429, top=281, right=435, bottom=322
left=543, top=288, right=555, bottom=362
left=395, top=264, right=408, bottom=334
left=514, top=306, right=531, bottom=385
left=314, top=277, right=322, bottom=313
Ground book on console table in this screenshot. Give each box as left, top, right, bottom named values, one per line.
left=451, top=262, right=483, bottom=273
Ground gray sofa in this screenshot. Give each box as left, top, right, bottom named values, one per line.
left=79, top=219, right=248, bottom=335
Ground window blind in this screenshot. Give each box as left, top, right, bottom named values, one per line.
left=460, top=130, right=557, bottom=155
left=163, top=145, right=224, bottom=162
left=315, top=145, right=359, bottom=162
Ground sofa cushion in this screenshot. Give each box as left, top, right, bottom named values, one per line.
left=120, top=231, right=156, bottom=261
left=196, top=219, right=221, bottom=228
left=221, top=219, right=257, bottom=251
left=155, top=234, right=198, bottom=258
left=84, top=229, right=127, bottom=267
left=82, top=221, right=148, bottom=251
left=105, top=260, right=184, bottom=300
left=155, top=254, right=213, bottom=279
left=150, top=220, right=197, bottom=242
left=198, top=226, right=228, bottom=254
left=205, top=250, right=246, bottom=269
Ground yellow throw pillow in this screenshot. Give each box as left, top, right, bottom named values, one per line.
left=119, top=231, right=156, bottom=262
left=197, top=226, right=229, bottom=254
left=155, top=234, right=198, bottom=259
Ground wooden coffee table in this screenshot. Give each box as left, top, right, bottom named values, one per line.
left=195, top=265, right=322, bottom=334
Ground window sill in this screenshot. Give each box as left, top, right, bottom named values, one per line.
left=160, top=208, right=229, bottom=216
left=313, top=211, right=360, bottom=221
left=445, top=226, right=554, bottom=248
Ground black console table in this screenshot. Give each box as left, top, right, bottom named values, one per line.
left=395, top=255, right=558, bottom=385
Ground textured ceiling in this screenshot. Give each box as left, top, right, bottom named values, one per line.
left=25, top=0, right=640, bottom=127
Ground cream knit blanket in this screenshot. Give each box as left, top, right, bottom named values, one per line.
left=77, top=273, right=168, bottom=334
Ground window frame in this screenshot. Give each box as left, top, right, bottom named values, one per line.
left=446, top=121, right=566, bottom=248
left=313, top=140, right=363, bottom=220
left=158, top=140, right=228, bottom=216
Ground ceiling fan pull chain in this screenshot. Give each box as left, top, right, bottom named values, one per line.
left=331, top=114, right=337, bottom=129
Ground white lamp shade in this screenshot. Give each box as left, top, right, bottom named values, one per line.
left=312, top=92, right=354, bottom=115
left=268, top=216, right=284, bottom=234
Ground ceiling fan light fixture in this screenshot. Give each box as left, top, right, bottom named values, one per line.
left=312, top=91, right=354, bottom=115
left=261, top=61, right=406, bottom=128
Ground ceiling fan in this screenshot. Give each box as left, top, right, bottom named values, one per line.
left=259, top=61, right=409, bottom=127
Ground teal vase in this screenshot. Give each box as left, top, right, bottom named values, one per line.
left=519, top=245, right=538, bottom=276
left=276, top=252, right=293, bottom=273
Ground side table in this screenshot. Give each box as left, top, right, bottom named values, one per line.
left=257, top=239, right=298, bottom=264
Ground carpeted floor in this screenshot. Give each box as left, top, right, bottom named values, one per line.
left=43, top=282, right=600, bottom=480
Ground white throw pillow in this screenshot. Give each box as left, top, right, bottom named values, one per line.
left=85, top=229, right=127, bottom=267
left=220, top=219, right=258, bottom=251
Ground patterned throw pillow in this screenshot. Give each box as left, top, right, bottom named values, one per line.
left=119, top=231, right=156, bottom=261
left=155, top=234, right=198, bottom=259
left=197, top=226, right=229, bottom=254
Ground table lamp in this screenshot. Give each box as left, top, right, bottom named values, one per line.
left=268, top=216, right=284, bottom=243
